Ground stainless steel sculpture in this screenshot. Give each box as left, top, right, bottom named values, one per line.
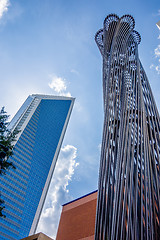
left=95, top=14, right=160, bottom=240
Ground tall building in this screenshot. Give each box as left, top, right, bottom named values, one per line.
left=56, top=190, right=97, bottom=240
left=0, top=94, right=74, bottom=240
left=95, top=14, right=160, bottom=240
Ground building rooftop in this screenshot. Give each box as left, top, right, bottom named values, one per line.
left=20, top=232, right=53, bottom=240
left=62, top=189, right=98, bottom=206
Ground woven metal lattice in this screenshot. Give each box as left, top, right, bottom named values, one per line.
left=95, top=14, right=160, bottom=240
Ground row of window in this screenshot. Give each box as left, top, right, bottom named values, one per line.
left=8, top=163, right=28, bottom=183
left=0, top=221, right=19, bottom=236
left=1, top=193, right=23, bottom=212
left=0, top=186, right=24, bottom=206
left=14, top=145, right=32, bottom=164
left=12, top=153, right=31, bottom=173
left=0, top=176, right=26, bottom=197
left=4, top=202, right=22, bottom=216
left=4, top=172, right=27, bottom=189
left=15, top=143, right=32, bottom=164
left=11, top=154, right=30, bottom=176
left=0, top=229, right=16, bottom=240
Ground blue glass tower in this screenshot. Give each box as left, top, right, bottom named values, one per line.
left=0, top=94, right=74, bottom=240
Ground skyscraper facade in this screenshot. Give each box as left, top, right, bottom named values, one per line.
left=95, top=14, right=160, bottom=240
left=0, top=94, right=74, bottom=240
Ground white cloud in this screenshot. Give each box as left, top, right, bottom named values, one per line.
left=150, top=63, right=160, bottom=74
left=60, top=92, right=72, bottom=97
left=151, top=43, right=160, bottom=74
left=155, top=65, right=160, bottom=74
left=36, top=145, right=78, bottom=239
left=71, top=69, right=79, bottom=75
left=48, top=75, right=67, bottom=93
left=74, top=101, right=83, bottom=112
left=150, top=64, right=154, bottom=69
left=154, top=45, right=160, bottom=74
left=0, top=0, right=10, bottom=19
left=98, top=143, right=101, bottom=152
left=48, top=74, right=72, bottom=97
left=155, top=45, right=160, bottom=58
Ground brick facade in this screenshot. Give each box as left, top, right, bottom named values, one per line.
left=56, top=191, right=97, bottom=240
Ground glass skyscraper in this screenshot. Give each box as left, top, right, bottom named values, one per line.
left=0, top=94, right=74, bottom=240
left=95, top=14, right=160, bottom=239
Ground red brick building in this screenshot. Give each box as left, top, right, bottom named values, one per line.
left=56, top=190, right=97, bottom=240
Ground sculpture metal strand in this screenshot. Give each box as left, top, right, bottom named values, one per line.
left=95, top=14, right=160, bottom=240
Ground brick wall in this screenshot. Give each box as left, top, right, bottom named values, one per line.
left=56, top=191, right=97, bottom=240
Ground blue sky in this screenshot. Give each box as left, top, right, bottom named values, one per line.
left=0, top=0, right=160, bottom=238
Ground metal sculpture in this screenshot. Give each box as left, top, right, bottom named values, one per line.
left=95, top=14, right=160, bottom=240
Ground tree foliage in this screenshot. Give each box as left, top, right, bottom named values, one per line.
left=0, top=107, right=18, bottom=217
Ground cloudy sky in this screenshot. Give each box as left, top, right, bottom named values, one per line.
left=0, top=0, right=160, bottom=238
